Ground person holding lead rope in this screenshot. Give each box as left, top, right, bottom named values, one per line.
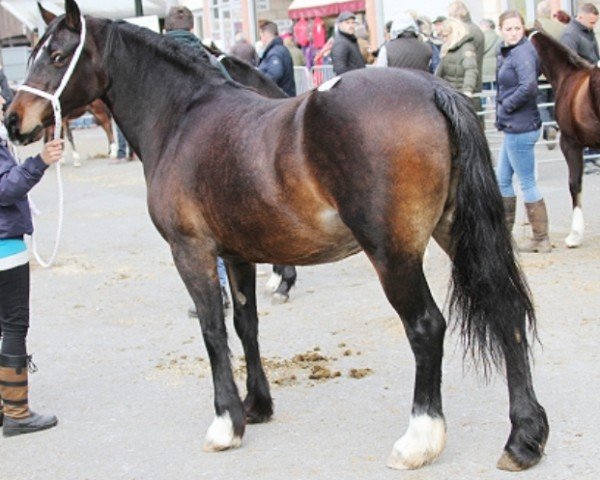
left=0, top=94, right=63, bottom=437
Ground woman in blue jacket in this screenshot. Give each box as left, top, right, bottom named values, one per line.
left=0, top=95, right=63, bottom=436
left=496, top=10, right=551, bottom=253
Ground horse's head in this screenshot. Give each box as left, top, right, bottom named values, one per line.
left=5, top=0, right=107, bottom=144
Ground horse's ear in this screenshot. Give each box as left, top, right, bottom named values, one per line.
left=64, top=0, right=81, bottom=31
left=37, top=2, right=56, bottom=25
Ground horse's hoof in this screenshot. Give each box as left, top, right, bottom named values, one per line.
left=496, top=449, right=542, bottom=471
left=271, top=292, right=289, bottom=305
left=244, top=395, right=273, bottom=424
left=109, top=143, right=118, bottom=159
left=386, top=415, right=446, bottom=470
left=564, top=234, right=582, bottom=248
left=203, top=412, right=242, bottom=452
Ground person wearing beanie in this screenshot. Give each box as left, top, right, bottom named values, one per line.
left=376, top=13, right=432, bottom=70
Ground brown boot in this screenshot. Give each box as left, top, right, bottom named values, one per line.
left=502, top=196, right=517, bottom=232
left=0, top=354, right=57, bottom=437
left=519, top=199, right=552, bottom=253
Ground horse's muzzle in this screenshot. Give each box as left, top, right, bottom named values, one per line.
left=4, top=112, right=41, bottom=145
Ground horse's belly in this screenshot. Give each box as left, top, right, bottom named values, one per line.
left=223, top=206, right=362, bottom=265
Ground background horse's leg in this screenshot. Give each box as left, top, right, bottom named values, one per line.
left=170, top=245, right=245, bottom=451
left=560, top=134, right=585, bottom=247
left=226, top=259, right=273, bottom=423
left=266, top=265, right=297, bottom=304
left=373, top=255, right=446, bottom=470
left=65, top=122, right=81, bottom=167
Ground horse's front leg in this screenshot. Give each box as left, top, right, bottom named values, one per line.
left=560, top=134, right=584, bottom=247
left=170, top=244, right=245, bottom=451
left=226, top=259, right=273, bottom=423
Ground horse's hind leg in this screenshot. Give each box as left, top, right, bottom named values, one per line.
left=374, top=256, right=447, bottom=470
left=170, top=244, right=245, bottom=451
left=497, top=314, right=549, bottom=470
left=227, top=259, right=273, bottom=423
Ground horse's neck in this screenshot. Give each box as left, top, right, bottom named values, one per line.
left=534, top=33, right=589, bottom=88
left=96, top=21, right=226, bottom=164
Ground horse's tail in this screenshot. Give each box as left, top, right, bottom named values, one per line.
left=433, top=83, right=536, bottom=374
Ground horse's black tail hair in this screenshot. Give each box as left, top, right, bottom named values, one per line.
left=433, top=83, right=537, bottom=376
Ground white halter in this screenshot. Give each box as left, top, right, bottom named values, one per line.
left=17, top=14, right=87, bottom=268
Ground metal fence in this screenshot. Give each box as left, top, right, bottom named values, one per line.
left=294, top=65, right=336, bottom=94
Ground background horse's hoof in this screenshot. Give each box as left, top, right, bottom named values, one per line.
left=264, top=272, right=282, bottom=294
left=109, top=142, right=118, bottom=159
left=203, top=413, right=242, bottom=452
left=564, top=234, right=582, bottom=248
left=271, top=292, right=289, bottom=305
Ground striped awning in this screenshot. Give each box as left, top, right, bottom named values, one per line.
left=288, top=0, right=365, bottom=20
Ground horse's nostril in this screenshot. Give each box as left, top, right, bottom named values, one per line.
left=5, top=112, right=19, bottom=137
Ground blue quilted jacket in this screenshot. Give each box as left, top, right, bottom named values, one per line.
left=0, top=142, right=47, bottom=238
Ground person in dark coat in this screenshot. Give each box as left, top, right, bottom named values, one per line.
left=495, top=10, right=551, bottom=253
left=560, top=2, right=599, bottom=64
left=258, top=21, right=296, bottom=97
left=330, top=11, right=366, bottom=75
left=0, top=95, right=62, bottom=436
left=560, top=3, right=600, bottom=172
left=375, top=13, right=431, bottom=70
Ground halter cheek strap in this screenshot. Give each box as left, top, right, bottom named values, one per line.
left=17, top=15, right=87, bottom=140
left=527, top=30, right=540, bottom=41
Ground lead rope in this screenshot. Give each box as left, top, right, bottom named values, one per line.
left=17, top=15, right=87, bottom=268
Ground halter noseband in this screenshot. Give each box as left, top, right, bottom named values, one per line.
left=18, top=14, right=87, bottom=140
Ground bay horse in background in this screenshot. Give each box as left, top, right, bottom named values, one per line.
left=44, top=97, right=117, bottom=165
left=6, top=0, right=549, bottom=471
left=529, top=28, right=600, bottom=247
left=203, top=42, right=298, bottom=302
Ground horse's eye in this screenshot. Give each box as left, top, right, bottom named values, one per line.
left=51, top=53, right=65, bottom=64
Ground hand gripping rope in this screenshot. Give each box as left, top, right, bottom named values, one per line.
left=16, top=15, right=87, bottom=268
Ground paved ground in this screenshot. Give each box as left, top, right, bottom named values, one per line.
left=1, top=128, right=599, bottom=480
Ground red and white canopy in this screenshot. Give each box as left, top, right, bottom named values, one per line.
left=288, top=0, right=365, bottom=20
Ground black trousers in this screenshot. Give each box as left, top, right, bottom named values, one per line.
left=0, top=263, right=29, bottom=355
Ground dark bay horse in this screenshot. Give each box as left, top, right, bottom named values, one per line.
left=528, top=29, right=599, bottom=247
left=6, top=0, right=548, bottom=471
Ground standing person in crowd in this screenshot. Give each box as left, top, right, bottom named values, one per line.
left=258, top=20, right=296, bottom=97
left=376, top=13, right=432, bottom=71
left=0, top=95, right=62, bottom=436
left=448, top=1, right=484, bottom=114
left=435, top=18, right=479, bottom=100
left=480, top=19, right=501, bottom=91
left=432, top=16, right=446, bottom=39
left=281, top=31, right=306, bottom=66
left=331, top=11, right=366, bottom=75
left=229, top=32, right=259, bottom=66
left=496, top=10, right=551, bottom=253
left=560, top=3, right=600, bottom=172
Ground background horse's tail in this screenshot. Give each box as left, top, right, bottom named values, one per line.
left=433, top=83, right=536, bottom=373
